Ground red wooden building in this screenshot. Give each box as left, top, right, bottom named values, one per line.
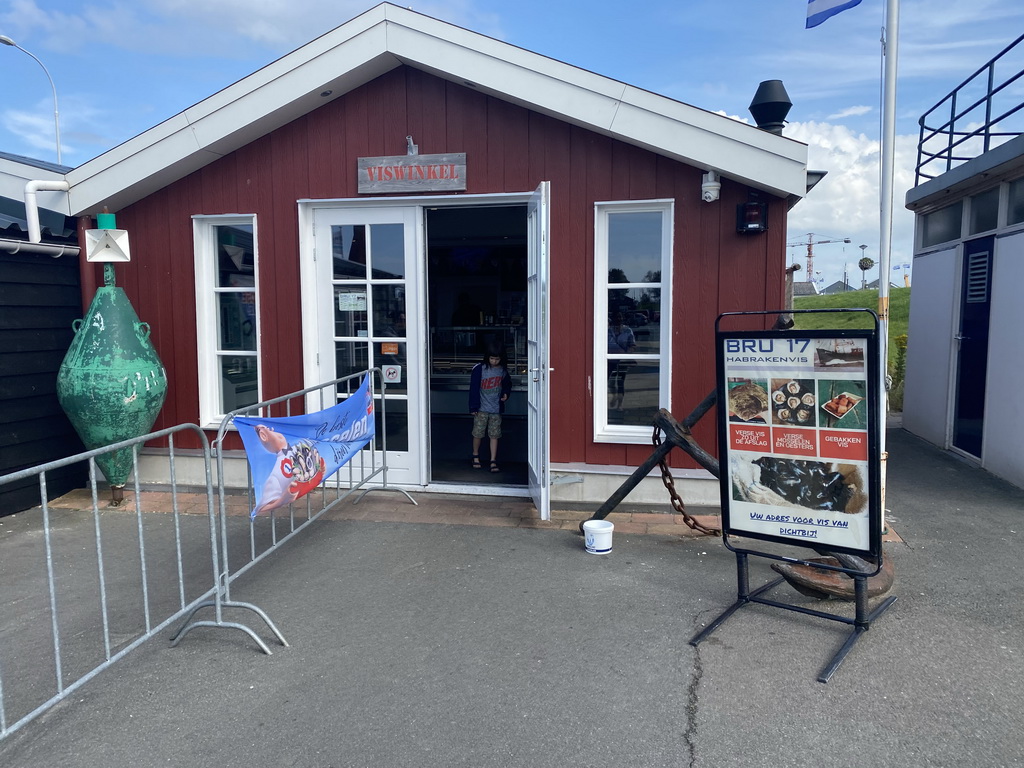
left=21, top=4, right=809, bottom=516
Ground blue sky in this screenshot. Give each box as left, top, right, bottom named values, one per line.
left=2, top=0, right=1023, bottom=287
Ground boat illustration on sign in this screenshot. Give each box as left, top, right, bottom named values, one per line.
left=815, top=340, right=864, bottom=366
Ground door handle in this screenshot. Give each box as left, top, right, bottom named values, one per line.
left=530, top=367, right=554, bottom=382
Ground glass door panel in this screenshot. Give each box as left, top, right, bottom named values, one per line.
left=311, top=206, right=422, bottom=485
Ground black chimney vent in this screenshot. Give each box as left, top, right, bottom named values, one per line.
left=748, top=80, right=792, bottom=135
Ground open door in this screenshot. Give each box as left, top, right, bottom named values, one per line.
left=526, top=182, right=551, bottom=519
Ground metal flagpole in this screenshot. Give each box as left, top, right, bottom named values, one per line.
left=877, top=0, right=900, bottom=527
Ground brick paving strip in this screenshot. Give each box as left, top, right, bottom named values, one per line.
left=42, top=487, right=901, bottom=542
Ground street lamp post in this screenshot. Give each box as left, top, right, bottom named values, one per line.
left=0, top=34, right=62, bottom=164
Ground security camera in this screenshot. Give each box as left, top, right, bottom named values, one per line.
left=701, top=170, right=721, bottom=203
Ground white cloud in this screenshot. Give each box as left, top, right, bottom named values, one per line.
left=827, top=105, right=873, bottom=120
left=785, top=121, right=918, bottom=288
left=3, top=1, right=504, bottom=57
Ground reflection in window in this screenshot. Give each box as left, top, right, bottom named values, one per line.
left=595, top=201, right=672, bottom=442
left=194, top=217, right=260, bottom=424
left=373, top=396, right=408, bottom=451
left=969, top=187, right=999, bottom=234
left=608, top=211, right=662, bottom=282
left=1010, top=178, right=1024, bottom=225
left=333, top=225, right=367, bottom=279
left=331, top=217, right=411, bottom=452
left=336, top=342, right=369, bottom=380
left=921, top=202, right=963, bottom=247
left=370, top=224, right=405, bottom=278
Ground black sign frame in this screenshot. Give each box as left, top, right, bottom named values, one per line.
left=716, top=309, right=883, bottom=560
left=691, top=309, right=896, bottom=683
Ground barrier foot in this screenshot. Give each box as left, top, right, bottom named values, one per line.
left=171, top=619, right=274, bottom=655
left=169, top=599, right=289, bottom=653
left=223, top=600, right=290, bottom=647
left=353, top=486, right=418, bottom=505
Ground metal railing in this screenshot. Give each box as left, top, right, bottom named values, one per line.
left=915, top=33, right=1024, bottom=185
left=0, top=424, right=218, bottom=743
left=0, top=370, right=415, bottom=743
left=170, top=368, right=416, bottom=652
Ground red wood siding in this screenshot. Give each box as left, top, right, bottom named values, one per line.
left=88, top=66, right=788, bottom=466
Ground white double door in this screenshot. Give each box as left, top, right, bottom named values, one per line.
left=300, top=187, right=550, bottom=518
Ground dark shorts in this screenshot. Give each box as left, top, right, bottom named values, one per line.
left=472, top=411, right=502, bottom=439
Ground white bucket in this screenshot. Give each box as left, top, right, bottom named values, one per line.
left=582, top=520, right=614, bottom=554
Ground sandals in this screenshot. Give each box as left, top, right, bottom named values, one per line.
left=490, top=461, right=500, bottom=473
left=472, top=455, right=482, bottom=469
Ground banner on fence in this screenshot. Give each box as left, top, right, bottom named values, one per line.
left=236, top=376, right=375, bottom=518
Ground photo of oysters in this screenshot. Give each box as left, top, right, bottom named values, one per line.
left=727, top=380, right=769, bottom=422
left=770, top=379, right=816, bottom=426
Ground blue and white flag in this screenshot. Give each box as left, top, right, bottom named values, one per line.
left=806, top=0, right=863, bottom=28
left=236, top=376, right=375, bottom=518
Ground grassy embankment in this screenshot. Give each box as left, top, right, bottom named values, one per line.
left=792, top=286, right=911, bottom=409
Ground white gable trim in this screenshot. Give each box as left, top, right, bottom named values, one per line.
left=66, top=3, right=806, bottom=215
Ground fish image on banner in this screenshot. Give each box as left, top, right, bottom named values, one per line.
left=236, top=376, right=375, bottom=518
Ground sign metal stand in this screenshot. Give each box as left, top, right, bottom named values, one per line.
left=691, top=309, right=897, bottom=683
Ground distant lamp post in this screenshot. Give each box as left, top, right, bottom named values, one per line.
left=858, top=244, right=875, bottom=290
left=0, top=34, right=62, bottom=164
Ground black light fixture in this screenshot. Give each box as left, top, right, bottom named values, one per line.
left=737, top=199, right=768, bottom=234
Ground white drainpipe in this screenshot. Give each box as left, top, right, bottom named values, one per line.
left=0, top=178, right=79, bottom=258
left=24, top=179, right=71, bottom=243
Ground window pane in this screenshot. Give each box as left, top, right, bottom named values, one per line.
left=969, top=187, right=999, bottom=234
left=608, top=289, right=661, bottom=355
left=607, top=361, right=660, bottom=425
left=1009, top=178, right=1024, bottom=225
left=608, top=211, right=662, bottom=283
left=218, top=293, right=257, bottom=351
left=332, top=225, right=367, bottom=279
left=370, top=224, right=405, bottom=279
left=335, top=341, right=369, bottom=380
left=921, top=202, right=963, bottom=247
left=215, top=224, right=254, bottom=288
left=376, top=340, right=408, bottom=394
left=372, top=285, right=407, bottom=338
left=373, top=396, right=408, bottom=452
left=220, top=355, right=258, bottom=412
left=334, top=286, right=368, bottom=337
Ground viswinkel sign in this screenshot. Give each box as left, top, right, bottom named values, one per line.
left=358, top=153, right=467, bottom=193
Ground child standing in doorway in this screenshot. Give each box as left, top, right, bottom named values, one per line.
left=469, top=345, right=512, bottom=472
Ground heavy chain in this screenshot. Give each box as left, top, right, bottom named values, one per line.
left=653, top=426, right=721, bottom=536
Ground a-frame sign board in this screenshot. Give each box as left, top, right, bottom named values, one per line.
left=691, top=309, right=897, bottom=683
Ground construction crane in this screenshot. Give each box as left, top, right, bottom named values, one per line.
left=787, top=233, right=851, bottom=286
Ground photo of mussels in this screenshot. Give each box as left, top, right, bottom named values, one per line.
left=770, top=378, right=816, bottom=427
left=751, top=456, right=865, bottom=514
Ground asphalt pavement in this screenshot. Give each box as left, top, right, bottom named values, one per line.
left=0, top=427, right=1022, bottom=767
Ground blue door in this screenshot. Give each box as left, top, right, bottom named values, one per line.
left=952, top=237, right=993, bottom=457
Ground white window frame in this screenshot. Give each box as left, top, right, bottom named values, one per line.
left=193, top=214, right=260, bottom=429
left=593, top=199, right=673, bottom=443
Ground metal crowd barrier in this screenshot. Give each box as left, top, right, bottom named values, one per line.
left=0, top=424, right=218, bottom=743
left=170, top=368, right=416, bottom=653
left=0, top=371, right=414, bottom=743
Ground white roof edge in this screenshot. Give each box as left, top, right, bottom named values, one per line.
left=67, top=2, right=806, bottom=214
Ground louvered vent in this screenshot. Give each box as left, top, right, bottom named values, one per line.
left=965, top=251, right=989, bottom=303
